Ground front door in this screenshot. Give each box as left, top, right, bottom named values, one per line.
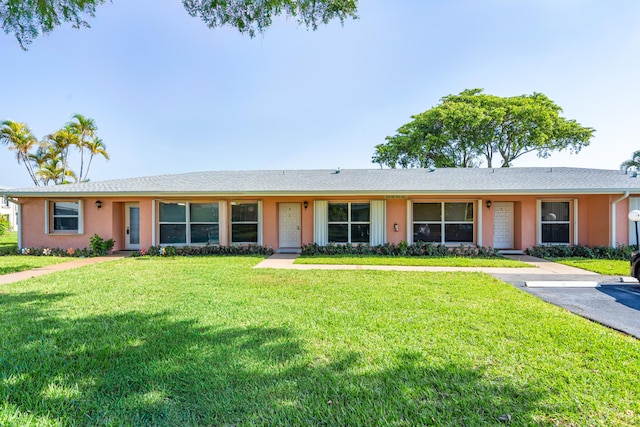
left=279, top=203, right=301, bottom=248
left=493, top=202, right=514, bottom=249
left=125, top=203, right=140, bottom=250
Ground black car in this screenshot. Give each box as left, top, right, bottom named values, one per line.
left=632, top=250, right=640, bottom=280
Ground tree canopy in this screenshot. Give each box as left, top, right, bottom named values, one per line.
left=1, top=0, right=359, bottom=49
left=373, top=89, right=595, bottom=169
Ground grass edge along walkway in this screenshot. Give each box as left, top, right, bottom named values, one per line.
left=295, top=254, right=530, bottom=268
left=256, top=253, right=599, bottom=275
left=0, top=254, right=126, bottom=285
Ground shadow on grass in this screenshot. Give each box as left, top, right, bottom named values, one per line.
left=597, top=285, right=640, bottom=312
left=0, top=265, right=43, bottom=275
left=0, top=291, right=548, bottom=426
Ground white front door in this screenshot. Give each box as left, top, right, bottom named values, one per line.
left=125, top=203, right=141, bottom=250
left=493, top=202, right=514, bottom=249
left=279, top=203, right=301, bottom=248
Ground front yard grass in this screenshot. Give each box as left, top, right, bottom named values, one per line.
left=0, top=230, right=17, bottom=251
left=295, top=254, right=530, bottom=267
left=550, top=258, right=630, bottom=276
left=0, top=256, right=638, bottom=426
left=0, top=255, right=71, bottom=275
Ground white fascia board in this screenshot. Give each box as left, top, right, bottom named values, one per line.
left=2, top=189, right=638, bottom=198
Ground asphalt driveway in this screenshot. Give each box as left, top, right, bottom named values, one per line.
left=493, top=271, right=640, bottom=339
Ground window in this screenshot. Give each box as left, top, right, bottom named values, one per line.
left=328, top=202, right=370, bottom=244
left=52, top=201, right=80, bottom=232
left=159, top=202, right=219, bottom=245
left=413, top=202, right=474, bottom=244
left=231, top=203, right=259, bottom=244
left=541, top=201, right=570, bottom=244
left=190, top=203, right=219, bottom=244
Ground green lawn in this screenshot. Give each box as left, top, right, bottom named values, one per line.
left=296, top=254, right=530, bottom=267
left=0, top=255, right=72, bottom=275
left=0, top=230, right=17, bottom=252
left=551, top=258, right=631, bottom=276
left=0, top=257, right=638, bottom=426
left=0, top=233, right=72, bottom=274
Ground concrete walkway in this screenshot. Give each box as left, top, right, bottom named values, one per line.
left=255, top=253, right=615, bottom=281
left=0, top=254, right=126, bottom=285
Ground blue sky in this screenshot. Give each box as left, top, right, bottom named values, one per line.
left=1, top=0, right=638, bottom=188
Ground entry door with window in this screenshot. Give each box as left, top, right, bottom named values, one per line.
left=125, top=203, right=140, bottom=250
left=279, top=203, right=301, bottom=248
left=493, top=202, right=514, bottom=249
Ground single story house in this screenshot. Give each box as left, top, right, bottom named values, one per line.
left=3, top=167, right=640, bottom=253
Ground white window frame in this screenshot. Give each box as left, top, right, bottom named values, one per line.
left=158, top=201, right=220, bottom=246
left=412, top=201, right=475, bottom=245
left=45, top=199, right=83, bottom=234
left=538, top=200, right=572, bottom=245
left=327, top=202, right=371, bottom=244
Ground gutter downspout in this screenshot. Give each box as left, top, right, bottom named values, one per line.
left=611, top=191, right=630, bottom=248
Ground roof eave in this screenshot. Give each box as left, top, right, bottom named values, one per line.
left=4, top=188, right=639, bottom=198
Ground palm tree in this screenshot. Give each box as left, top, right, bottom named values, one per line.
left=30, top=143, right=57, bottom=185
left=83, top=137, right=109, bottom=182
left=68, top=113, right=97, bottom=181
left=37, top=157, right=77, bottom=186
left=0, top=120, right=40, bottom=186
left=621, top=150, right=640, bottom=173
left=43, top=125, right=78, bottom=182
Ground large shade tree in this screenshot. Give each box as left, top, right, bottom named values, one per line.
left=1, top=0, right=359, bottom=49
left=373, top=89, right=595, bottom=169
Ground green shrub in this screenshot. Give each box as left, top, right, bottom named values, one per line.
left=526, top=244, right=633, bottom=260
left=89, top=234, right=115, bottom=255
left=0, top=216, right=8, bottom=237
left=138, top=245, right=274, bottom=257
left=12, top=246, right=92, bottom=257
left=0, top=246, right=18, bottom=256
left=301, top=242, right=502, bottom=258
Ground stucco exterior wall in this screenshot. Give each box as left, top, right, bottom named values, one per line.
left=17, top=193, right=635, bottom=252
left=19, top=197, right=113, bottom=250
left=614, top=196, right=629, bottom=246
left=385, top=198, right=407, bottom=245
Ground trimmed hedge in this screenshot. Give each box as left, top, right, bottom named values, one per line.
left=137, top=245, right=274, bottom=257
left=525, top=244, right=634, bottom=260
left=2, top=246, right=94, bottom=257
left=1, top=234, right=115, bottom=258
left=301, top=242, right=502, bottom=258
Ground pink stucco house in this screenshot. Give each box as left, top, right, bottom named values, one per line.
left=3, top=167, right=640, bottom=253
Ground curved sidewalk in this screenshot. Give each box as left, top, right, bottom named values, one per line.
left=0, top=254, right=126, bottom=285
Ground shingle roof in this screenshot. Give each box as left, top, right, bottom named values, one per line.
left=3, top=167, right=640, bottom=197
